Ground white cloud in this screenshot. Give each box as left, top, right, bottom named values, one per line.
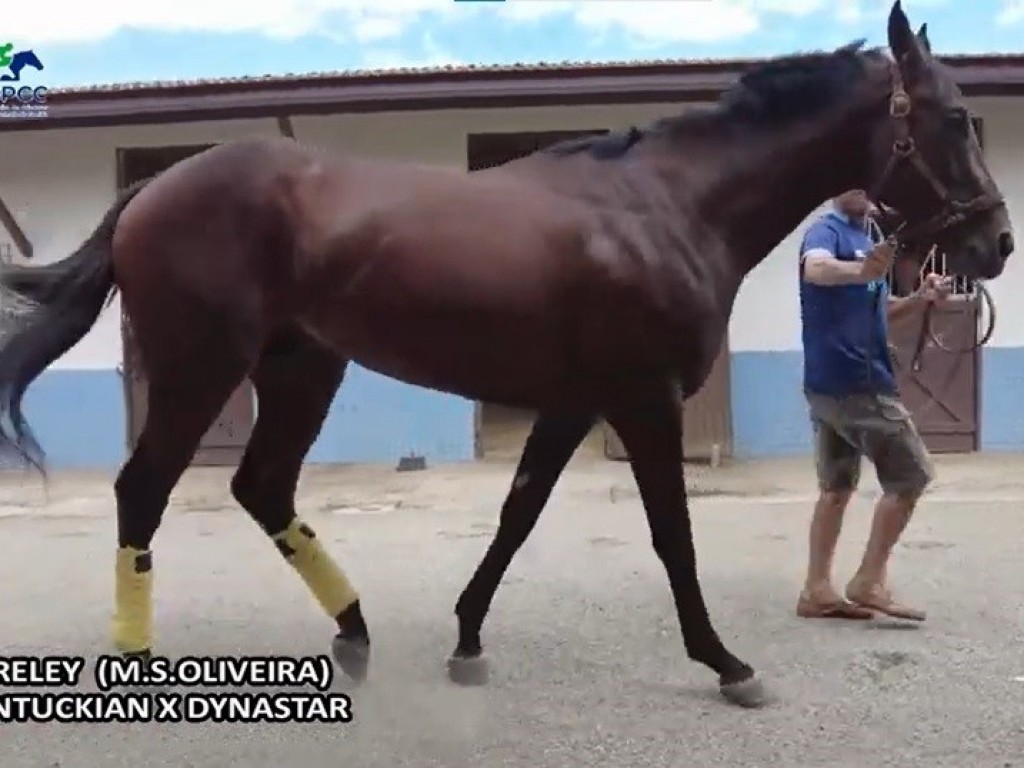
left=834, top=0, right=949, bottom=26
left=352, top=18, right=406, bottom=44
left=360, top=30, right=463, bottom=70
left=492, top=0, right=937, bottom=45
left=494, top=1, right=828, bottom=45
left=997, top=0, right=1024, bottom=25
left=1, top=0, right=457, bottom=45
left=0, top=0, right=952, bottom=49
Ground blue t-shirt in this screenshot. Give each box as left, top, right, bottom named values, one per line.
left=798, top=210, right=897, bottom=396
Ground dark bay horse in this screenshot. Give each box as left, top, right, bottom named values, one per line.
left=0, top=1, right=1012, bottom=708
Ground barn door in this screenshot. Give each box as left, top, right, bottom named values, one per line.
left=888, top=248, right=979, bottom=453
left=115, top=145, right=256, bottom=466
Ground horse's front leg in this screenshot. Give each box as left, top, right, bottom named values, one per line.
left=604, top=380, right=768, bottom=708
left=447, top=410, right=595, bottom=684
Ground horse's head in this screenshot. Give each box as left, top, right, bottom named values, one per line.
left=863, top=1, right=1012, bottom=280
left=21, top=50, right=43, bottom=71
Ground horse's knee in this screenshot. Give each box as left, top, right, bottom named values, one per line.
left=114, top=456, right=169, bottom=548
left=231, top=462, right=294, bottom=535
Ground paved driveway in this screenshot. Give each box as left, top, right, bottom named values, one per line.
left=0, top=455, right=1022, bottom=767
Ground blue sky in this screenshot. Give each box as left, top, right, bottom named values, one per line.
left=4, top=0, right=1024, bottom=90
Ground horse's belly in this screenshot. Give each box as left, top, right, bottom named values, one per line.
left=313, top=304, right=574, bottom=406
left=303, top=255, right=584, bottom=406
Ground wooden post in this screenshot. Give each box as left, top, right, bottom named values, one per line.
left=277, top=115, right=295, bottom=139
left=0, top=194, right=32, bottom=259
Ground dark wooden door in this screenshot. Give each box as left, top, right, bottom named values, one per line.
left=888, top=250, right=980, bottom=453
left=116, top=145, right=256, bottom=466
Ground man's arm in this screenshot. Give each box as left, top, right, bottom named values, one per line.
left=802, top=250, right=869, bottom=285
left=800, top=223, right=889, bottom=286
left=887, top=274, right=952, bottom=320
left=886, top=292, right=927, bottom=321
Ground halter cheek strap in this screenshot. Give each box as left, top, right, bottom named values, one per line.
left=868, top=60, right=1003, bottom=250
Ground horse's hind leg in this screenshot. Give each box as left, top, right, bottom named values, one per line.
left=227, top=328, right=369, bottom=680
left=603, top=380, right=766, bottom=708
left=447, top=409, right=595, bottom=685
left=113, top=320, right=259, bottom=658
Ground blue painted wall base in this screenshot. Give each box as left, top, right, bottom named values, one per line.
left=19, top=365, right=476, bottom=470
left=19, top=348, right=1024, bottom=469
left=308, top=365, right=475, bottom=464
left=729, top=350, right=812, bottom=458
left=979, top=346, right=1024, bottom=451
left=730, top=346, right=1024, bottom=457
left=22, top=369, right=127, bottom=470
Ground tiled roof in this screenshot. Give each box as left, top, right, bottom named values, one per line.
left=50, top=52, right=1024, bottom=96
left=8, top=52, right=1024, bottom=133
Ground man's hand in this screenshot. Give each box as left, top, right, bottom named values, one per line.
left=918, top=272, right=952, bottom=302
left=859, top=241, right=894, bottom=281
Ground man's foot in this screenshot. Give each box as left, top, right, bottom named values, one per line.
left=845, top=578, right=926, bottom=622
left=796, top=586, right=874, bottom=620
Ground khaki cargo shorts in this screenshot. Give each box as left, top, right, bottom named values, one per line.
left=805, top=391, right=935, bottom=498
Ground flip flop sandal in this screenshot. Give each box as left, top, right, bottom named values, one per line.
left=796, top=596, right=874, bottom=620
left=846, top=593, right=926, bottom=622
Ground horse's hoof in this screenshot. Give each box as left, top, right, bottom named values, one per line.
left=331, top=634, right=370, bottom=684
left=719, top=673, right=768, bottom=708
left=446, top=653, right=490, bottom=686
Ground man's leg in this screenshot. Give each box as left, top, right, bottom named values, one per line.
left=797, top=396, right=873, bottom=619
left=844, top=394, right=935, bottom=621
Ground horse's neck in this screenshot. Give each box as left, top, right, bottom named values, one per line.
left=664, top=105, right=880, bottom=281
left=723, top=130, right=870, bottom=276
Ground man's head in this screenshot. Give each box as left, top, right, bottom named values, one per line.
left=833, top=189, right=872, bottom=221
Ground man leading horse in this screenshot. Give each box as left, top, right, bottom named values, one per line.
left=796, top=189, right=951, bottom=622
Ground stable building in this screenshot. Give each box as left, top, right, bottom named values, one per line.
left=2, top=54, right=1024, bottom=470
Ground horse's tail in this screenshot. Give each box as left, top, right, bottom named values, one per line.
left=0, top=178, right=149, bottom=474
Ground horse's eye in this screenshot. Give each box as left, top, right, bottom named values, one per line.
left=945, top=108, right=971, bottom=137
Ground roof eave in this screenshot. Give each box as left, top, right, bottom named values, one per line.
left=3, top=60, right=1024, bottom=133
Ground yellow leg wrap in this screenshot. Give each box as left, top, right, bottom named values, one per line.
left=111, top=547, right=153, bottom=654
left=272, top=519, right=358, bottom=618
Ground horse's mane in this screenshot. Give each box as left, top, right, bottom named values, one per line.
left=539, top=40, right=887, bottom=161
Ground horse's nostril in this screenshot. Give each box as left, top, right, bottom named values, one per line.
left=999, top=231, right=1015, bottom=259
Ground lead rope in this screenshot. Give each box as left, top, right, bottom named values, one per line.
left=867, top=215, right=933, bottom=373
left=866, top=216, right=885, bottom=391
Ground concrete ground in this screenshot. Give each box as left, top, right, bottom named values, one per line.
left=1, top=451, right=1024, bottom=767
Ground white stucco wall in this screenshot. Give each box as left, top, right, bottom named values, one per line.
left=2, top=95, right=1023, bottom=371
left=728, top=96, right=1024, bottom=353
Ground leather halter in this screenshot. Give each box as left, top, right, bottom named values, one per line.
left=867, top=60, right=1004, bottom=250
left=865, top=60, right=1003, bottom=373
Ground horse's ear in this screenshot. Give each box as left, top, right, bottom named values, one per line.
left=836, top=38, right=866, bottom=55
left=916, top=23, right=931, bottom=54
left=888, top=1, right=926, bottom=80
